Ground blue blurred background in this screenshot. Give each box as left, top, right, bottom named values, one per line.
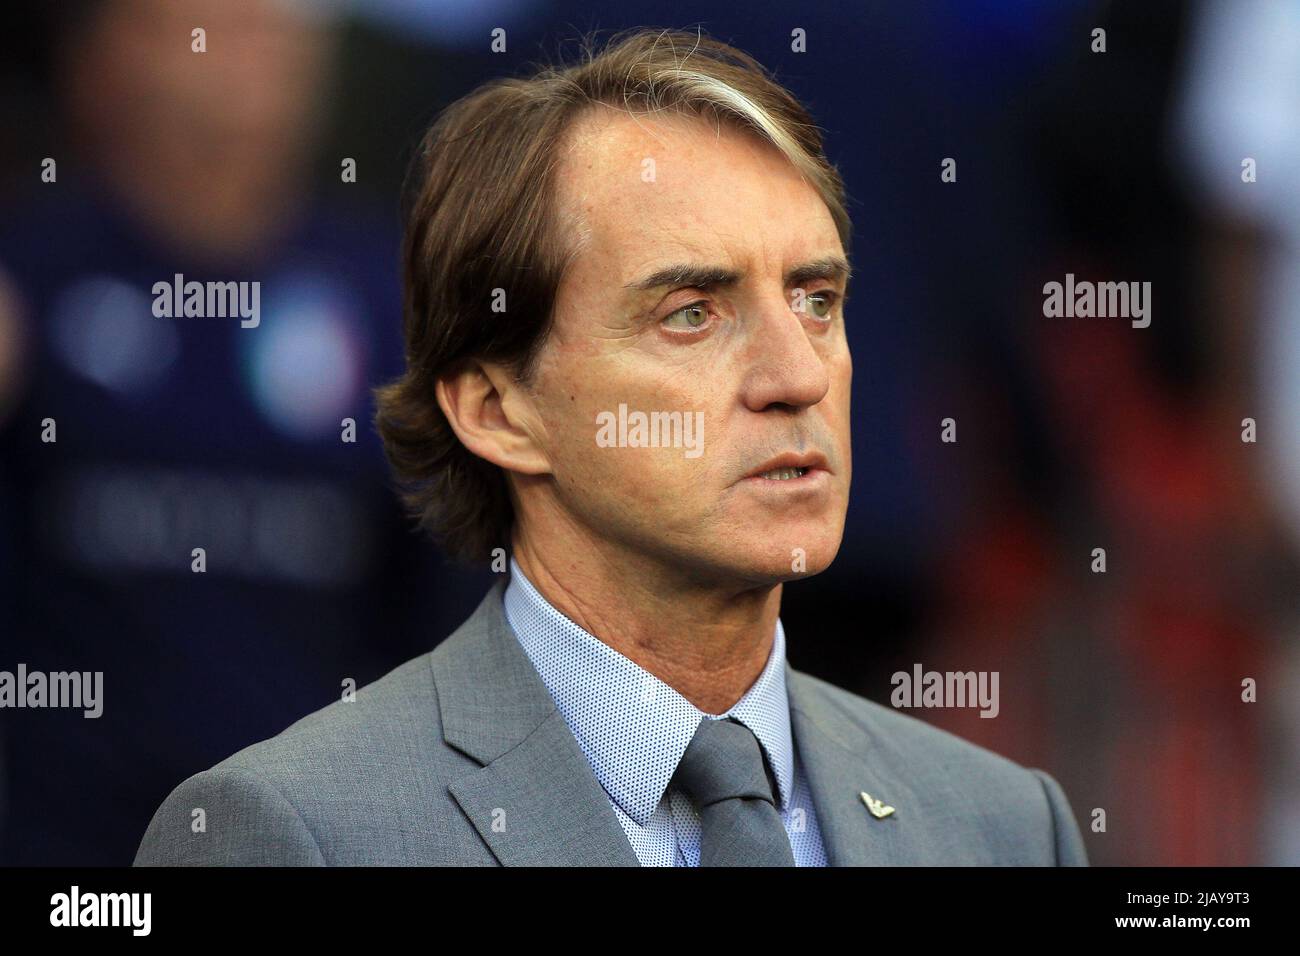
left=0, top=0, right=1296, bottom=865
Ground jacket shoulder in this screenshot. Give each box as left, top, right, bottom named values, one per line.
left=135, top=650, right=486, bottom=865
left=787, top=668, right=1089, bottom=865
left=790, top=668, right=1026, bottom=774
left=217, top=651, right=443, bottom=778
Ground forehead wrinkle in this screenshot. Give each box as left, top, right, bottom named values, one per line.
left=556, top=115, right=839, bottom=306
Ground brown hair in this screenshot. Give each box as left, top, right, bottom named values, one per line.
left=374, top=27, right=852, bottom=563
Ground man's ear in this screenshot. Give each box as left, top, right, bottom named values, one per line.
left=435, top=360, right=551, bottom=476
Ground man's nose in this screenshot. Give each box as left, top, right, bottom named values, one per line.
left=739, top=295, right=832, bottom=413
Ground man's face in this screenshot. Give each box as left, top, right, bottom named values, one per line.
left=520, top=108, right=852, bottom=588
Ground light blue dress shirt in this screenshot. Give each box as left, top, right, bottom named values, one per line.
left=503, top=557, right=829, bottom=866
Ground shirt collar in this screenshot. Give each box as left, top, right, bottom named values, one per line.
left=503, top=556, right=796, bottom=827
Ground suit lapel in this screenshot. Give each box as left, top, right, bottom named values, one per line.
left=433, top=579, right=930, bottom=866
left=433, top=579, right=639, bottom=866
left=786, top=665, right=922, bottom=866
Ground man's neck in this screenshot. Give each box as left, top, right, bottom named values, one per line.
left=511, top=537, right=783, bottom=715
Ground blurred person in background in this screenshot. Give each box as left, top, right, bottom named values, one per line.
left=911, top=0, right=1298, bottom=865
left=0, top=0, right=474, bottom=864
left=1176, top=0, right=1300, bottom=864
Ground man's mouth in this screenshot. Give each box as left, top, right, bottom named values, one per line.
left=755, top=466, right=810, bottom=481
left=744, top=451, right=829, bottom=482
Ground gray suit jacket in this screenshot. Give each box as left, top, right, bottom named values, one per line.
left=135, top=579, right=1089, bottom=866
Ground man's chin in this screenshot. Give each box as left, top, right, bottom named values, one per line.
left=727, top=537, right=843, bottom=586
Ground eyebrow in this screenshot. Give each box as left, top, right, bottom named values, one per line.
left=624, top=255, right=852, bottom=293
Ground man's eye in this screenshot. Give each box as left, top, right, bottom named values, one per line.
left=801, top=290, right=838, bottom=319
left=662, top=302, right=710, bottom=331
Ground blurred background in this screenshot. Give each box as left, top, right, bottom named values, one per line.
left=0, top=0, right=1296, bottom=866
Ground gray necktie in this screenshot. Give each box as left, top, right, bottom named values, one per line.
left=671, top=716, right=796, bottom=866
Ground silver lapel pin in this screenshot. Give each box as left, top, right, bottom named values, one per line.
left=860, top=791, right=896, bottom=819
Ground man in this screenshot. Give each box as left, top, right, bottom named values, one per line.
left=135, top=28, right=1088, bottom=866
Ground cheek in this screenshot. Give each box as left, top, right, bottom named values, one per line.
left=835, top=367, right=853, bottom=420
left=534, top=338, right=732, bottom=519
left=819, top=352, right=853, bottom=483
left=550, top=400, right=722, bottom=527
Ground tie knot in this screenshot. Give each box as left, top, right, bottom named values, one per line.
left=672, top=716, right=780, bottom=810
